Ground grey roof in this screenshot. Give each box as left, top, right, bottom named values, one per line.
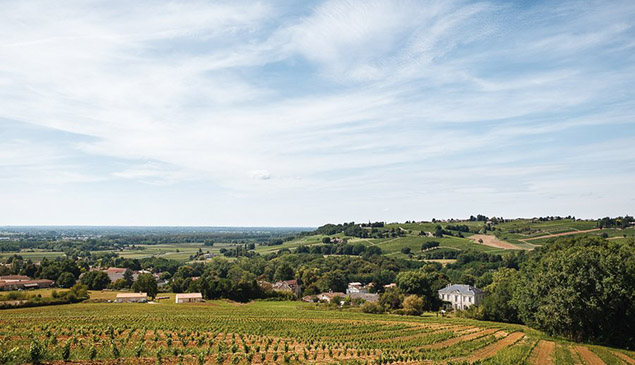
left=347, top=292, right=380, bottom=302
left=438, top=284, right=483, bottom=295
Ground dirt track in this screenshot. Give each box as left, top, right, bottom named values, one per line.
left=469, top=234, right=526, bottom=250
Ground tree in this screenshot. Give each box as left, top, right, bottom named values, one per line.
left=361, top=301, right=384, bottom=314
left=65, top=283, right=89, bottom=302
left=479, top=268, right=520, bottom=323
left=123, top=269, right=134, bottom=287
left=80, top=271, right=111, bottom=290
left=396, top=269, right=446, bottom=311
left=379, top=287, right=403, bottom=310
left=132, top=273, right=158, bottom=299
left=403, top=295, right=425, bottom=316
left=372, top=270, right=396, bottom=290
left=322, top=237, right=331, bottom=244
left=273, top=262, right=295, bottom=281
left=512, top=237, right=634, bottom=348
left=57, top=272, right=76, bottom=288
left=319, top=270, right=347, bottom=293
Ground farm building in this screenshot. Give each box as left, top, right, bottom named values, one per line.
left=175, top=293, right=203, bottom=303
left=115, top=292, right=147, bottom=303
left=438, top=284, right=485, bottom=310
left=0, top=276, right=54, bottom=291
left=272, top=279, right=301, bottom=297
left=0, top=275, right=31, bottom=282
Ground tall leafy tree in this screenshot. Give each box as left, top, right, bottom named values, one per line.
left=512, top=237, right=634, bottom=348
left=132, top=273, right=158, bottom=299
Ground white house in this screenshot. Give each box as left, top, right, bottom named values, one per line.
left=175, top=293, right=203, bottom=303
left=438, top=284, right=484, bottom=310
left=346, top=282, right=372, bottom=294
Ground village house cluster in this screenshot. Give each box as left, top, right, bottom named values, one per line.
left=3, top=264, right=487, bottom=312
left=302, top=282, right=380, bottom=304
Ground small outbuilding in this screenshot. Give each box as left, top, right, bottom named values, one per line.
left=115, top=292, right=147, bottom=303
left=175, top=293, right=203, bottom=303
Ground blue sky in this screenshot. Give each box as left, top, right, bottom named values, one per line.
left=1, top=0, right=634, bottom=226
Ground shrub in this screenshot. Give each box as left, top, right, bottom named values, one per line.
left=88, top=346, right=97, bottom=361
left=403, top=295, right=425, bottom=316
left=62, top=341, right=71, bottom=361
left=29, top=340, right=45, bottom=364
left=361, top=301, right=385, bottom=314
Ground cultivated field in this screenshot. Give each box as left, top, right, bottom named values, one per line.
left=0, top=300, right=632, bottom=364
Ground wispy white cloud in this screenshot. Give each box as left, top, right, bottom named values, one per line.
left=0, top=0, right=634, bottom=225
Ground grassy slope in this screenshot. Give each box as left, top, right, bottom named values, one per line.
left=493, top=219, right=598, bottom=244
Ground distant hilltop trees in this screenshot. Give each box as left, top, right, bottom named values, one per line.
left=598, top=215, right=634, bottom=229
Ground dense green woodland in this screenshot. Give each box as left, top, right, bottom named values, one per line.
left=468, top=236, right=634, bottom=349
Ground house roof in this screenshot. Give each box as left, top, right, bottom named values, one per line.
left=106, top=268, right=127, bottom=273
left=0, top=275, right=31, bottom=281
left=347, top=293, right=379, bottom=302
left=438, top=284, right=484, bottom=295
left=0, top=279, right=53, bottom=287
left=116, top=292, right=147, bottom=298
left=318, top=292, right=345, bottom=298
left=175, top=293, right=203, bottom=299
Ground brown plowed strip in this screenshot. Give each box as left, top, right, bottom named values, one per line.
left=469, top=234, right=526, bottom=250
left=529, top=340, right=555, bottom=364
left=575, top=346, right=604, bottom=365
left=457, top=331, right=525, bottom=363
left=567, top=346, right=583, bottom=364
left=421, top=328, right=499, bottom=350
left=520, top=228, right=601, bottom=242
left=611, top=351, right=635, bottom=364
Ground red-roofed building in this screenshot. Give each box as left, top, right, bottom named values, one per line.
left=104, top=268, right=127, bottom=282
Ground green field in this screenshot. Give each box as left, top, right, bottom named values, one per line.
left=117, top=243, right=210, bottom=261
left=493, top=219, right=599, bottom=244
left=0, top=250, right=66, bottom=261
left=267, top=231, right=517, bottom=261
left=0, top=300, right=631, bottom=364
